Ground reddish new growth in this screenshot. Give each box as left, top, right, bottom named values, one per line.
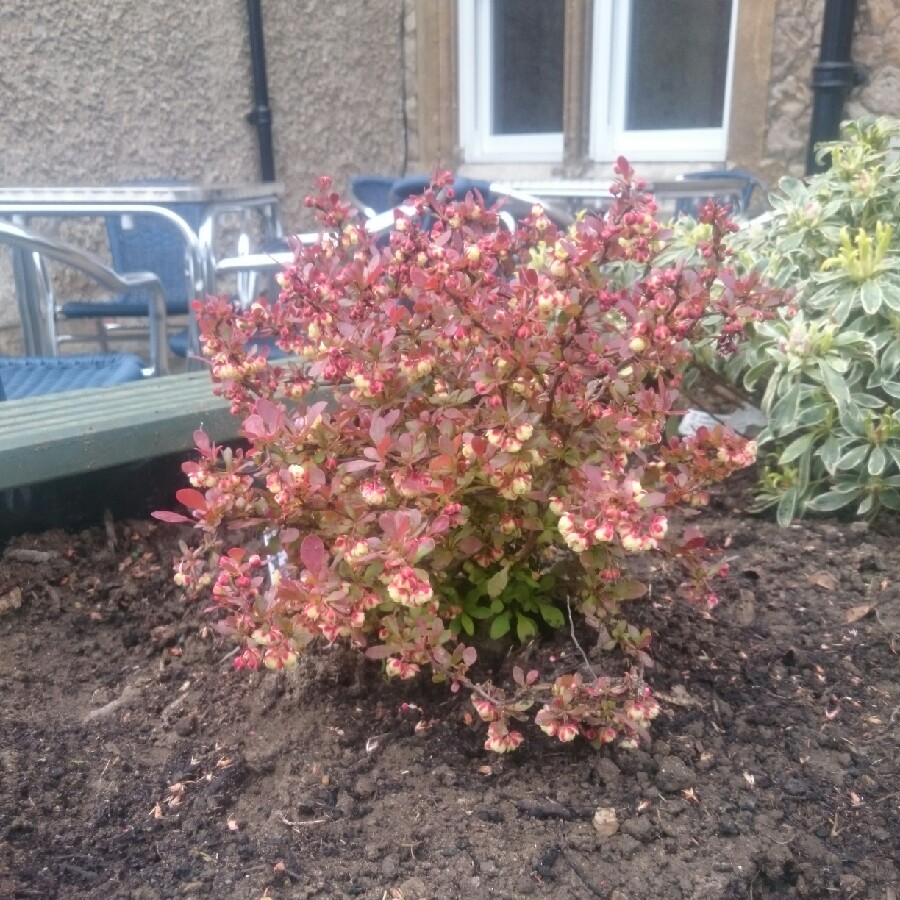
left=159, top=159, right=778, bottom=753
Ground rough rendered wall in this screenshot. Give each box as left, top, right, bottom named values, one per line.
left=764, top=0, right=900, bottom=179
left=0, top=0, right=406, bottom=348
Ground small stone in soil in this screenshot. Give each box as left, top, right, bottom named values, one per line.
left=381, top=855, right=400, bottom=878
left=592, top=807, right=619, bottom=839
left=621, top=816, right=653, bottom=841
left=397, top=877, right=429, bottom=899
left=335, top=792, right=355, bottom=817
left=353, top=774, right=376, bottom=798
left=615, top=749, right=654, bottom=775
left=174, top=715, right=196, bottom=737
left=718, top=817, right=741, bottom=836
left=592, top=757, right=622, bottom=786
left=655, top=755, right=693, bottom=793
left=475, top=807, right=504, bottom=823
left=614, top=834, right=641, bottom=858
left=533, top=844, right=559, bottom=879
left=567, top=827, right=599, bottom=853
left=783, top=776, right=810, bottom=797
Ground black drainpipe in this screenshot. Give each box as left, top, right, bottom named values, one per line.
left=805, top=0, right=864, bottom=175
left=246, top=0, right=276, bottom=182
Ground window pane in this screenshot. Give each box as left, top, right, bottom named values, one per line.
left=625, top=0, right=732, bottom=131
left=491, top=0, right=565, bottom=135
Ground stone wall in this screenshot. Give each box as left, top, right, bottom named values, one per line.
left=5, top=2, right=900, bottom=357
left=0, top=0, right=407, bottom=352
left=850, top=1, right=900, bottom=122
left=403, top=1, right=421, bottom=170
left=763, top=0, right=900, bottom=181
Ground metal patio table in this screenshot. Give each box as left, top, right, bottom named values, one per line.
left=0, top=183, right=283, bottom=358
left=491, top=176, right=756, bottom=220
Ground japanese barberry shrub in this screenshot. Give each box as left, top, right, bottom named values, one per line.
left=721, top=116, right=900, bottom=523
left=158, top=160, right=776, bottom=753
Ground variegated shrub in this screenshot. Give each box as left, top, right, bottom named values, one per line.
left=726, top=117, right=900, bottom=523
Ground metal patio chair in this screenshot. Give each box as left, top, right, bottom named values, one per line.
left=352, top=173, right=572, bottom=230
left=674, top=169, right=767, bottom=219
left=350, top=174, right=499, bottom=217
left=0, top=219, right=167, bottom=382
left=55, top=181, right=203, bottom=360
left=387, top=174, right=496, bottom=209
left=349, top=176, right=397, bottom=217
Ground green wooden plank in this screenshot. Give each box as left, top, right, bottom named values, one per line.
left=0, top=379, right=232, bottom=446
left=0, top=372, right=242, bottom=491
left=0, top=366, right=332, bottom=492
left=0, top=370, right=207, bottom=410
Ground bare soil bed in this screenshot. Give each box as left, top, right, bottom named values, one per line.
left=1, top=477, right=899, bottom=899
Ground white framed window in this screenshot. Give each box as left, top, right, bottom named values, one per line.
left=591, top=0, right=739, bottom=162
left=458, top=0, right=738, bottom=166
left=458, top=0, right=566, bottom=163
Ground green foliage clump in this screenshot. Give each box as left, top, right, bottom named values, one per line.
left=725, top=116, right=900, bottom=523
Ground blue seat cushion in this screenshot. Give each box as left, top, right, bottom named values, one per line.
left=0, top=354, right=145, bottom=400
left=60, top=297, right=191, bottom=318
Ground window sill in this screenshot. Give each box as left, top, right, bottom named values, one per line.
left=459, top=160, right=729, bottom=183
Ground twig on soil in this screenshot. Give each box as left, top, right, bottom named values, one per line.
left=84, top=684, right=142, bottom=722
left=276, top=811, right=328, bottom=830
left=3, top=548, right=56, bottom=564
left=219, top=647, right=240, bottom=666
left=59, top=860, right=98, bottom=881
left=104, top=509, right=117, bottom=551
left=559, top=846, right=606, bottom=897
left=566, top=596, right=598, bottom=682
left=771, top=825, right=796, bottom=846
left=830, top=811, right=843, bottom=837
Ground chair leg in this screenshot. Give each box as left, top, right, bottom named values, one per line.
left=96, top=319, right=110, bottom=353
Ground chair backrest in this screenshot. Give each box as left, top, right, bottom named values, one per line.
left=106, top=180, right=204, bottom=312
left=0, top=218, right=170, bottom=372
left=674, top=169, right=765, bottom=218
left=349, top=176, right=397, bottom=217
left=387, top=175, right=496, bottom=209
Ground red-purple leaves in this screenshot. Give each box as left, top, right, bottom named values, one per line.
left=153, top=487, right=208, bottom=523
left=299, top=535, right=326, bottom=577
left=175, top=488, right=208, bottom=511
left=242, top=398, right=285, bottom=441
left=151, top=510, right=193, bottom=524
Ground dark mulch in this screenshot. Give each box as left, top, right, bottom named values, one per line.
left=1, top=475, right=898, bottom=899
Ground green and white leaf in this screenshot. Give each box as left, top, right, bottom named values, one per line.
left=805, top=487, right=863, bottom=512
